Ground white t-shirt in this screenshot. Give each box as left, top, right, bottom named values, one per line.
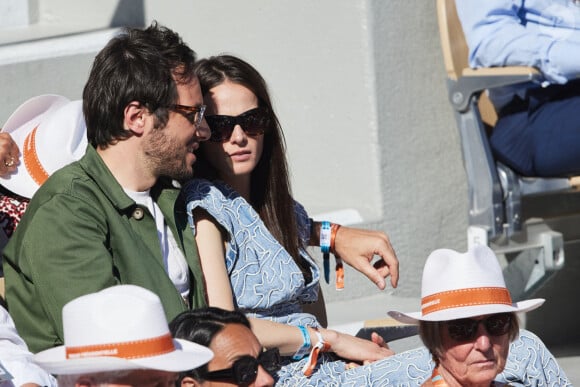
left=125, top=189, right=190, bottom=300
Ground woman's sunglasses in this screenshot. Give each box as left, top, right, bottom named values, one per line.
left=205, top=107, right=272, bottom=142
left=199, top=347, right=280, bottom=385
left=445, top=313, right=512, bottom=342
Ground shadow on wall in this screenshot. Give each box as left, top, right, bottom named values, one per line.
left=111, top=0, right=145, bottom=28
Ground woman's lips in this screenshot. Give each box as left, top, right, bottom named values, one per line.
left=229, top=150, right=251, bottom=162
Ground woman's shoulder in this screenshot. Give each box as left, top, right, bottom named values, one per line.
left=185, top=179, right=255, bottom=221
left=184, top=178, right=236, bottom=202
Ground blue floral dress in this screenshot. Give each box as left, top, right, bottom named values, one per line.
left=184, top=179, right=571, bottom=386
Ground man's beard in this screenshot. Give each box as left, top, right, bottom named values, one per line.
left=143, top=128, right=194, bottom=182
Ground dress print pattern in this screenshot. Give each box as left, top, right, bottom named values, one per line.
left=184, top=179, right=571, bottom=386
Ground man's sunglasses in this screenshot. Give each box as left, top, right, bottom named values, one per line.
left=445, top=313, right=512, bottom=342
left=172, top=104, right=206, bottom=127
left=199, top=347, right=280, bottom=385
left=205, top=107, right=272, bottom=142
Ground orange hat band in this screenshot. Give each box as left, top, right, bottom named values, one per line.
left=65, top=333, right=175, bottom=360
left=23, top=126, right=49, bottom=187
left=421, top=287, right=512, bottom=316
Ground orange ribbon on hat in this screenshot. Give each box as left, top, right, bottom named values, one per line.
left=65, top=333, right=175, bottom=360
left=421, top=287, right=512, bottom=316
left=23, top=126, right=50, bottom=187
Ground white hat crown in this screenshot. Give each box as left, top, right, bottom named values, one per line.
left=34, top=285, right=213, bottom=375
left=62, top=285, right=172, bottom=347
left=420, top=246, right=507, bottom=298
left=388, top=245, right=544, bottom=323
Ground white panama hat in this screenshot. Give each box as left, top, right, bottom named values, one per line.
left=388, top=245, right=544, bottom=324
left=0, top=94, right=88, bottom=199
left=34, top=285, right=214, bottom=375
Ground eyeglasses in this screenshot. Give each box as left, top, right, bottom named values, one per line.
left=205, top=107, right=272, bottom=142
left=172, top=104, right=206, bottom=127
left=445, top=313, right=512, bottom=342
left=199, top=347, right=280, bottom=386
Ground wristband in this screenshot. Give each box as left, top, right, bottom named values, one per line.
left=321, top=221, right=331, bottom=284
left=320, top=221, right=331, bottom=253
left=329, top=223, right=341, bottom=254
left=302, top=328, right=331, bottom=377
left=335, top=257, right=344, bottom=291
left=292, top=325, right=311, bottom=360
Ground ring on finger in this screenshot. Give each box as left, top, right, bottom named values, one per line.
left=4, top=156, right=14, bottom=167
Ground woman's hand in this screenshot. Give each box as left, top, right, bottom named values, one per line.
left=0, top=132, right=19, bottom=177
left=332, top=226, right=399, bottom=290
left=316, top=327, right=394, bottom=364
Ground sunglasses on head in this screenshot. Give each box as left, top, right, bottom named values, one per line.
left=205, top=107, right=272, bottom=142
left=445, top=313, right=512, bottom=342
left=199, top=347, right=280, bottom=386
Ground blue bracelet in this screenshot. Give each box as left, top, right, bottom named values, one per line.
left=320, top=221, right=331, bottom=254
left=292, top=325, right=311, bottom=360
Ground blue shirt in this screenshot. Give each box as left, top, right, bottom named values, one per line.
left=456, top=0, right=580, bottom=107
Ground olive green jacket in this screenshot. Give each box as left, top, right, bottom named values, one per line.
left=3, top=146, right=206, bottom=353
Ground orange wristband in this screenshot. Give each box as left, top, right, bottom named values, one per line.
left=301, top=328, right=330, bottom=377
left=329, top=224, right=341, bottom=254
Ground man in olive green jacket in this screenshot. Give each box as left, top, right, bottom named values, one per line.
left=3, top=23, right=210, bottom=353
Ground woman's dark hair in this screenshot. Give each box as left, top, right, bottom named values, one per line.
left=169, top=307, right=251, bottom=382
left=194, top=55, right=310, bottom=281
left=83, top=21, right=197, bottom=148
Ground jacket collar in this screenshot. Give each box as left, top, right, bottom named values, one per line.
left=78, top=145, right=144, bottom=212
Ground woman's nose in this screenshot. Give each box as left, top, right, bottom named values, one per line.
left=229, top=124, right=247, bottom=143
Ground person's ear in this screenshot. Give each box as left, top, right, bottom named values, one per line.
left=123, top=101, right=148, bottom=135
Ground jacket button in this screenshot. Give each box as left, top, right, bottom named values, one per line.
left=132, top=207, right=144, bottom=220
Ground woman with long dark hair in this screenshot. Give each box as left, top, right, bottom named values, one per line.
left=184, top=54, right=397, bottom=384
left=183, top=55, right=568, bottom=385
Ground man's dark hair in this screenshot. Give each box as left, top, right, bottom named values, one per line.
left=83, top=21, right=196, bottom=148
left=169, top=307, right=251, bottom=381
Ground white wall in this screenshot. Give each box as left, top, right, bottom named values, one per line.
left=149, top=1, right=385, bottom=224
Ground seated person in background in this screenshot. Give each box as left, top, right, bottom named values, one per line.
left=33, top=285, right=213, bottom=387
left=3, top=22, right=210, bottom=353
left=0, top=298, right=56, bottom=387
left=185, top=54, right=397, bottom=384
left=0, top=130, right=23, bottom=255
left=0, top=95, right=87, bottom=258
left=0, top=96, right=86, bottom=387
left=388, top=245, right=571, bottom=386
left=170, top=307, right=276, bottom=387
left=456, top=0, right=580, bottom=177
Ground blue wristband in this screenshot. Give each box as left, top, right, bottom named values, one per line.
left=320, top=221, right=331, bottom=254
left=292, top=325, right=311, bottom=360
